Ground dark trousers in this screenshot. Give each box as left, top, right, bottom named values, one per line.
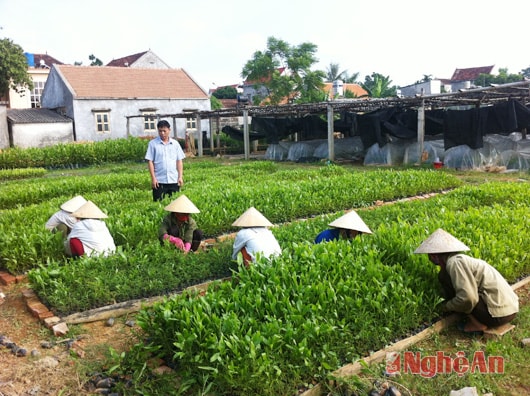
left=438, top=269, right=516, bottom=327
left=152, top=183, right=180, bottom=202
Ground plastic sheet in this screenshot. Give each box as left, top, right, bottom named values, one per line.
left=313, top=137, right=365, bottom=161
left=363, top=142, right=407, bottom=166
left=443, top=145, right=483, bottom=170
left=286, top=140, right=323, bottom=162
left=264, top=142, right=293, bottom=161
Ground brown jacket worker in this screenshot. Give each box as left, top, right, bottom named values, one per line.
left=315, top=210, right=372, bottom=243
left=415, top=228, right=518, bottom=333
left=145, top=120, right=186, bottom=202
left=158, top=195, right=203, bottom=252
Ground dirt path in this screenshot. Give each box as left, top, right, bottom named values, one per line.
left=0, top=280, right=140, bottom=396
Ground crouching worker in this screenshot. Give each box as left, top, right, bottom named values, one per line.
left=159, top=194, right=203, bottom=253
left=67, top=201, right=116, bottom=258
left=315, top=209, right=372, bottom=243
left=45, top=195, right=88, bottom=256
left=414, top=228, right=519, bottom=334
left=232, top=207, right=282, bottom=267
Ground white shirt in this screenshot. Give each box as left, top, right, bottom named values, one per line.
left=68, top=219, right=116, bottom=257
left=45, top=210, right=78, bottom=231
left=232, top=227, right=282, bottom=262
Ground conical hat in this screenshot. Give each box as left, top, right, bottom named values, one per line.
left=232, top=207, right=273, bottom=227
left=414, top=228, right=470, bottom=254
left=328, top=210, right=372, bottom=234
left=164, top=194, right=200, bottom=213
left=71, top=201, right=108, bottom=219
left=60, top=195, right=87, bottom=213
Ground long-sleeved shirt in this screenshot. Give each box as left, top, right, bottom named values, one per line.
left=232, top=227, right=282, bottom=262
left=45, top=210, right=78, bottom=231
left=158, top=213, right=197, bottom=244
left=444, top=254, right=519, bottom=317
left=68, top=219, right=116, bottom=257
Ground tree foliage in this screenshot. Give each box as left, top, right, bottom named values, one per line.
left=210, top=95, right=223, bottom=110
left=89, top=54, right=103, bottom=66
left=475, top=67, right=524, bottom=86
left=241, top=36, right=326, bottom=105
left=0, top=38, right=33, bottom=96
left=361, top=72, right=397, bottom=98
left=212, top=86, right=237, bottom=99
left=325, top=62, right=359, bottom=83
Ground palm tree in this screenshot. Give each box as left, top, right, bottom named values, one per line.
left=325, top=63, right=348, bottom=82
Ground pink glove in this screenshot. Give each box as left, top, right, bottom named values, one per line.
left=169, top=236, right=185, bottom=250
left=183, top=242, right=192, bottom=252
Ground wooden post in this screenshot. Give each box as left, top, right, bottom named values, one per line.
left=243, top=109, right=250, bottom=160
left=417, top=99, right=425, bottom=165
left=196, top=114, right=203, bottom=157
left=327, top=104, right=335, bottom=161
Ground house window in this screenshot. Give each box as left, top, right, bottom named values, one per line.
left=31, top=81, right=45, bottom=108
left=185, top=111, right=197, bottom=130
left=94, top=111, right=111, bottom=133
left=142, top=111, right=157, bottom=133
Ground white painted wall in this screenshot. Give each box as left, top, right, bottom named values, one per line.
left=8, top=68, right=50, bottom=109
left=11, top=122, right=73, bottom=148
left=72, top=98, right=211, bottom=141
left=0, top=105, right=9, bottom=149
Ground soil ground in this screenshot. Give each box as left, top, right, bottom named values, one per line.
left=1, top=278, right=529, bottom=395
left=0, top=279, right=141, bottom=396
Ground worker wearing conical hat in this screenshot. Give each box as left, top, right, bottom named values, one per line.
left=67, top=201, right=116, bottom=258
left=45, top=195, right=88, bottom=256
left=415, top=228, right=518, bottom=334
left=315, top=210, right=372, bottom=244
left=231, top=207, right=282, bottom=267
left=45, top=195, right=87, bottom=236
left=158, top=194, right=203, bottom=252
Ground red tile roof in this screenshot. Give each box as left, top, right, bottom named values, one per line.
left=32, top=53, right=63, bottom=67
left=451, top=66, right=494, bottom=81
left=323, top=82, right=368, bottom=97
left=106, top=51, right=148, bottom=67
left=55, top=65, right=208, bottom=99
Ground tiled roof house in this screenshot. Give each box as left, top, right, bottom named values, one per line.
left=106, top=49, right=171, bottom=69
left=41, top=64, right=210, bottom=141
left=4, top=52, right=64, bottom=109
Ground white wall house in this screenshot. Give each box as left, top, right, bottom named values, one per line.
left=7, top=53, right=63, bottom=109
left=106, top=49, right=171, bottom=69
left=41, top=65, right=211, bottom=142
left=6, top=108, right=73, bottom=148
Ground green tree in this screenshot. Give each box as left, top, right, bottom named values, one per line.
left=89, top=54, right=103, bottom=66
left=361, top=72, right=397, bottom=98
left=325, top=62, right=360, bottom=84
left=210, top=95, right=222, bottom=110
left=0, top=38, right=33, bottom=97
left=475, top=67, right=523, bottom=86
left=521, top=67, right=530, bottom=79
left=241, top=36, right=326, bottom=105
left=325, top=63, right=348, bottom=82
left=212, top=86, right=237, bottom=99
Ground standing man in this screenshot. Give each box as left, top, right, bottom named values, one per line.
left=145, top=120, right=186, bottom=202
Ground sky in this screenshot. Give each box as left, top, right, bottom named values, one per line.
left=1, top=0, right=528, bottom=92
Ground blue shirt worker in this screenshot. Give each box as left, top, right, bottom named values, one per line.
left=145, top=120, right=186, bottom=202
left=315, top=210, right=372, bottom=243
